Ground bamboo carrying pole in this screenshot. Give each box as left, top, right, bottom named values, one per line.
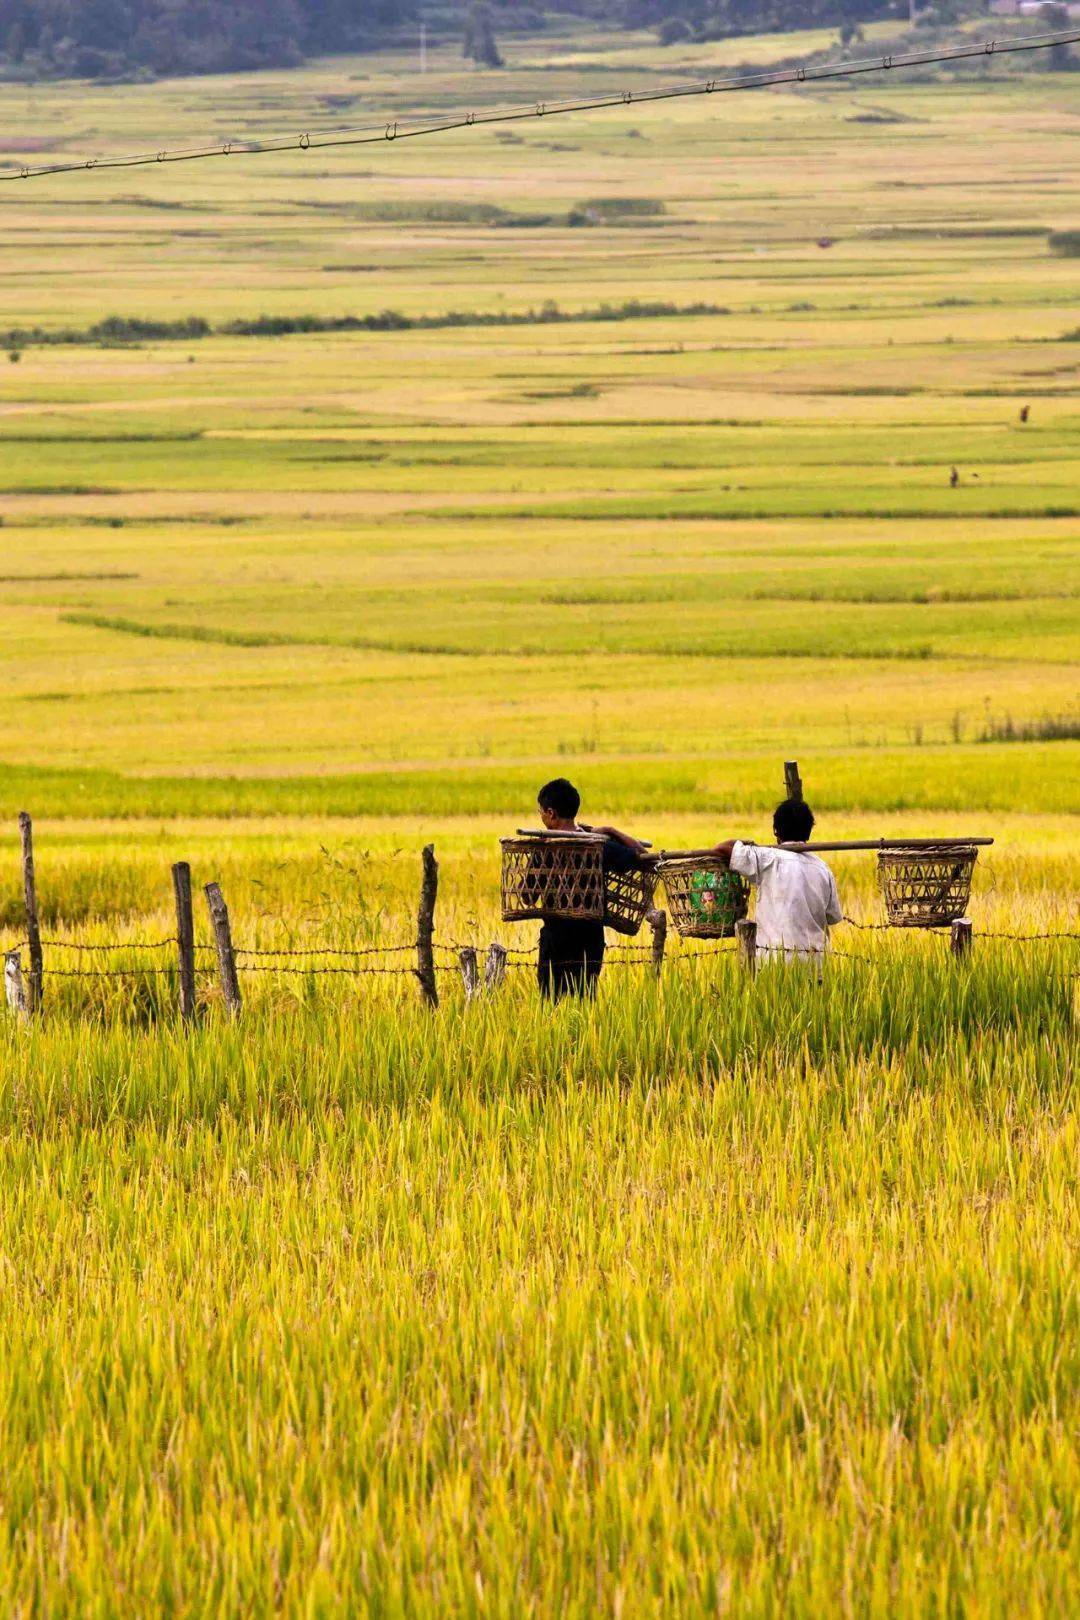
left=204, top=882, right=242, bottom=1016
left=171, top=861, right=197, bottom=1024
left=663, top=838, right=995, bottom=860
left=18, top=812, right=43, bottom=1014
left=416, top=845, right=439, bottom=1009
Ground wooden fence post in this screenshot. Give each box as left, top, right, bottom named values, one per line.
left=204, top=882, right=242, bottom=1017
left=416, top=844, right=439, bottom=1010
left=172, top=861, right=196, bottom=1024
left=647, top=908, right=667, bottom=979
left=4, top=950, right=28, bottom=1025
left=784, top=761, right=803, bottom=802
left=736, top=918, right=757, bottom=976
left=484, top=942, right=507, bottom=994
left=951, top=918, right=973, bottom=959
left=18, top=812, right=42, bottom=1014
left=458, top=946, right=479, bottom=1002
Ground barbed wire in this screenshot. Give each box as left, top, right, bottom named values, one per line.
left=239, top=962, right=424, bottom=977
left=2, top=920, right=1074, bottom=1000
left=233, top=942, right=419, bottom=958
left=975, top=929, right=1080, bottom=943
left=45, top=964, right=181, bottom=979
left=3, top=29, right=1077, bottom=184
left=40, top=936, right=178, bottom=952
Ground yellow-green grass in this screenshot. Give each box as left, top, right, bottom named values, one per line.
left=0, top=822, right=1075, bottom=1614
left=0, top=976, right=1074, bottom=1614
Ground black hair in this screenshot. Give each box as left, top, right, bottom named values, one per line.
left=773, top=798, right=815, bottom=843
left=538, top=777, right=581, bottom=820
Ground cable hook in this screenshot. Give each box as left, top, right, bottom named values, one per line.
left=156, top=151, right=166, bottom=162
left=385, top=122, right=397, bottom=140
left=623, top=90, right=633, bottom=104
left=882, top=54, right=893, bottom=69
left=535, top=102, right=545, bottom=116
left=985, top=39, right=996, bottom=54
left=299, top=132, right=310, bottom=149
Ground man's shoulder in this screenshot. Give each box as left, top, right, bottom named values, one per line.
left=790, top=851, right=837, bottom=889
left=731, top=840, right=774, bottom=878
left=746, top=846, right=833, bottom=879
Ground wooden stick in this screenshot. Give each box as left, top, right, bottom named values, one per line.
left=4, top=950, right=28, bottom=1025
left=516, top=829, right=653, bottom=848
left=661, top=838, right=994, bottom=860
left=647, top=908, right=667, bottom=979
left=778, top=837, right=994, bottom=853
left=784, top=760, right=803, bottom=802
left=458, top=946, right=479, bottom=1002
left=204, top=882, right=242, bottom=1017
left=18, top=812, right=42, bottom=1015
left=416, top=844, right=439, bottom=1010
left=484, top=942, right=507, bottom=994
left=736, top=918, right=757, bottom=976
left=171, top=861, right=196, bottom=1024
left=951, top=918, right=973, bottom=958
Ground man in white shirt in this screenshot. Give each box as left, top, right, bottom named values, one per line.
left=713, top=799, right=842, bottom=961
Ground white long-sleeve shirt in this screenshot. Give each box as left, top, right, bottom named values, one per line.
left=729, top=841, right=842, bottom=958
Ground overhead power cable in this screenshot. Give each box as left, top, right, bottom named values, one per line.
left=3, top=28, right=1078, bottom=183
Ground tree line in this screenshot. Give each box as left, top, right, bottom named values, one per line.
left=2, top=0, right=1067, bottom=83
left=0, top=0, right=419, bottom=79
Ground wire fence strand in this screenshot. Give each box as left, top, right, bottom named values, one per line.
left=46, top=965, right=181, bottom=979
left=3, top=29, right=1077, bottom=183
left=40, top=936, right=178, bottom=952
left=2, top=919, right=1074, bottom=998
left=232, top=942, right=419, bottom=959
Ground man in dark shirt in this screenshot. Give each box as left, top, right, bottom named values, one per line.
left=535, top=777, right=649, bottom=1002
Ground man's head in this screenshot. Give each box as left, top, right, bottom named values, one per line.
left=773, top=798, right=815, bottom=844
left=538, top=777, right=581, bottom=829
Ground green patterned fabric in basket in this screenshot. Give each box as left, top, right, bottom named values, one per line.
left=687, top=868, right=745, bottom=933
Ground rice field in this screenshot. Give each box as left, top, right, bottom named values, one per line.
left=0, top=21, right=1077, bottom=1616
left=0, top=825, right=1075, bottom=1615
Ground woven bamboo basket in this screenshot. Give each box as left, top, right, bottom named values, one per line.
left=603, top=864, right=659, bottom=937
left=658, top=856, right=749, bottom=940
left=877, top=844, right=977, bottom=927
left=501, top=833, right=606, bottom=924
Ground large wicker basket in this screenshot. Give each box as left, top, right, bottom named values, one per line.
left=878, top=845, right=977, bottom=928
left=604, top=864, right=659, bottom=937
left=658, top=855, right=749, bottom=940
left=501, top=833, right=606, bottom=924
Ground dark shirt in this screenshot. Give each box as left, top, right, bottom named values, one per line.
left=537, top=836, right=639, bottom=999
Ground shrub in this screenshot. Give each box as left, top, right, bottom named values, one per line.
left=574, top=197, right=666, bottom=219
left=657, top=17, right=694, bottom=44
